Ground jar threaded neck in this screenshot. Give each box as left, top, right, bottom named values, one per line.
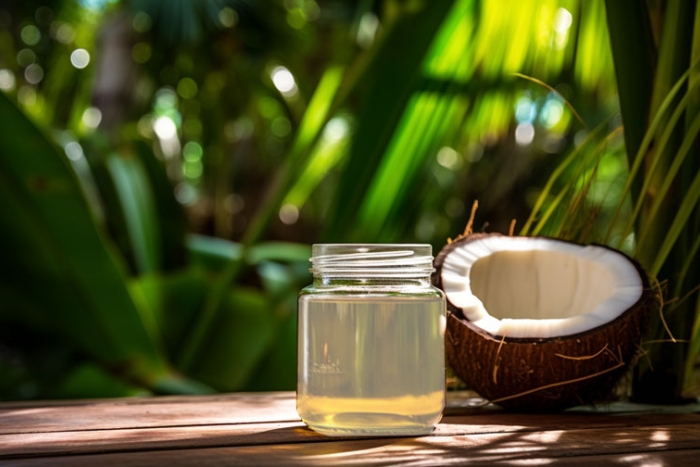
left=310, top=244, right=434, bottom=278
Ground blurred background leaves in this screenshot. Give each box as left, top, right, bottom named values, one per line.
left=0, top=0, right=697, bottom=403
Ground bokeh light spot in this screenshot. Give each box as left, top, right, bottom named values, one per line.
left=132, top=11, right=152, bottom=32
left=70, top=49, right=90, bottom=69
left=154, top=88, right=178, bottom=112
left=132, top=42, right=152, bottom=63
left=24, top=64, right=44, bottom=84
left=271, top=66, right=297, bottom=96
left=323, top=117, right=349, bottom=143
left=183, top=160, right=203, bottom=179
left=82, top=107, right=102, bottom=128
left=553, top=8, right=573, bottom=49
left=540, top=98, right=564, bottom=128
left=515, top=97, right=537, bottom=124
left=436, top=147, right=460, bottom=170
left=554, top=8, right=573, bottom=33
left=53, top=23, right=75, bottom=44
left=219, top=7, right=238, bottom=28
left=515, top=123, right=535, bottom=146
left=225, top=193, right=245, bottom=214
left=357, top=12, right=379, bottom=49
left=18, top=86, right=37, bottom=106
left=177, top=77, right=198, bottom=99
left=21, top=25, right=41, bottom=46
left=154, top=116, right=177, bottom=139
left=279, top=204, right=299, bottom=225
left=64, top=141, right=84, bottom=161
left=183, top=141, right=203, bottom=162
left=174, top=182, right=197, bottom=205
left=17, top=49, right=37, bottom=67
left=0, top=69, right=16, bottom=91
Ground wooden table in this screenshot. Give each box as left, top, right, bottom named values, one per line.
left=1, top=391, right=700, bottom=466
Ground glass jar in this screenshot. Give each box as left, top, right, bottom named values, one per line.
left=297, top=244, right=446, bottom=436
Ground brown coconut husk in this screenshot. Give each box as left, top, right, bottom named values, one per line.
left=433, top=230, right=660, bottom=411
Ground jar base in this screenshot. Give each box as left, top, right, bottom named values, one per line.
left=301, top=412, right=440, bottom=437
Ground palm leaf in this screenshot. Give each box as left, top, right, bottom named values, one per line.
left=604, top=0, right=655, bottom=189
left=0, top=92, right=168, bottom=384
left=104, top=153, right=162, bottom=274
left=324, top=0, right=457, bottom=240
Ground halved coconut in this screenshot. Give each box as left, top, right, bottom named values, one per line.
left=433, top=233, right=659, bottom=410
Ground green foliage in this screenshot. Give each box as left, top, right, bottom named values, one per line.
left=528, top=0, right=700, bottom=403
left=0, top=92, right=167, bottom=380
left=0, top=0, right=639, bottom=400
left=325, top=0, right=455, bottom=241
left=603, top=0, right=654, bottom=189
left=0, top=88, right=311, bottom=397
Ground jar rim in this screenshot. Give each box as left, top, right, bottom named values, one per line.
left=310, top=243, right=434, bottom=278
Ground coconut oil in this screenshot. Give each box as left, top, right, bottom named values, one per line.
left=297, top=244, right=446, bottom=436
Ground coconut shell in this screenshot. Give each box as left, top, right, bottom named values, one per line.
left=433, top=233, right=659, bottom=411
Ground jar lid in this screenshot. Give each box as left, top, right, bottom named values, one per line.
left=310, top=244, right=434, bottom=278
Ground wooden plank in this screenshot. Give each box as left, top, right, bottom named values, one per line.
left=0, top=393, right=298, bottom=435
left=3, top=390, right=700, bottom=466
left=0, top=422, right=309, bottom=458
left=2, top=390, right=700, bottom=459
left=2, top=412, right=700, bottom=459
left=2, top=390, right=698, bottom=435
left=0, top=392, right=296, bottom=410
left=563, top=451, right=698, bottom=467
left=3, top=425, right=700, bottom=467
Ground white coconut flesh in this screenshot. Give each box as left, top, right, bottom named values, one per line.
left=440, top=236, right=643, bottom=339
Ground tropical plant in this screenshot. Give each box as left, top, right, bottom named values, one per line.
left=2, top=0, right=656, bottom=400
left=0, top=0, right=318, bottom=397
left=525, top=0, right=700, bottom=403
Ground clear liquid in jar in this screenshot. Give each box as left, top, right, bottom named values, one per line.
left=297, top=295, right=445, bottom=436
